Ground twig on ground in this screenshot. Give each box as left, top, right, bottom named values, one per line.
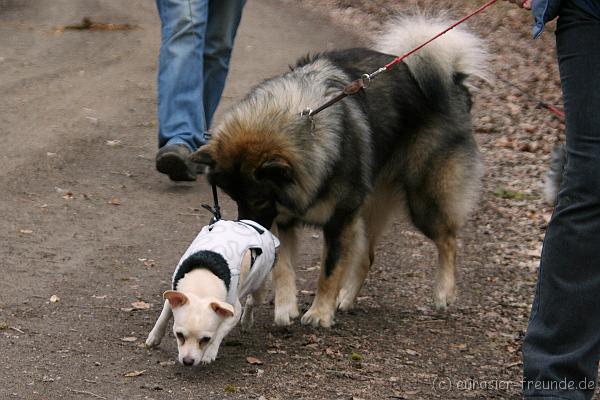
left=67, top=387, right=107, bottom=399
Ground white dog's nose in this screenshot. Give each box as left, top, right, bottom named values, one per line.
left=182, top=357, right=195, bottom=366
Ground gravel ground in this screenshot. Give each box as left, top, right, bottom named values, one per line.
left=1, top=0, right=597, bottom=399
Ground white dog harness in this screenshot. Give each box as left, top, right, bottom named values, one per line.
left=172, top=220, right=280, bottom=305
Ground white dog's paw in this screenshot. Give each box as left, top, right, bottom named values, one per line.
left=301, top=305, right=334, bottom=328
left=336, top=288, right=355, bottom=311
left=240, top=309, right=254, bottom=332
left=200, top=344, right=219, bottom=364
left=145, top=331, right=163, bottom=348
left=433, top=278, right=457, bottom=312
left=274, top=301, right=299, bottom=327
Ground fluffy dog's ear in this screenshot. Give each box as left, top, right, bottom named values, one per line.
left=255, top=157, right=293, bottom=183
left=190, top=145, right=215, bottom=167
left=210, top=301, right=235, bottom=319
left=163, top=290, right=189, bottom=308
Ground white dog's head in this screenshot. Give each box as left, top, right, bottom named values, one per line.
left=163, top=290, right=234, bottom=366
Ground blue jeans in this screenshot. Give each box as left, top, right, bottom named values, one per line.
left=156, top=0, right=245, bottom=151
left=522, top=1, right=600, bottom=399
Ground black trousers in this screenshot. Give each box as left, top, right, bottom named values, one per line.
left=523, top=1, right=600, bottom=399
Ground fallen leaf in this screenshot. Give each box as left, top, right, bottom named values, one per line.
left=131, top=301, right=150, bottom=310
left=108, top=197, right=121, bottom=206
left=121, top=336, right=137, bottom=342
left=138, top=259, right=155, bottom=267
left=124, top=370, right=145, bottom=377
left=50, top=295, right=60, bottom=303
left=223, top=384, right=238, bottom=393
left=55, top=18, right=137, bottom=32
left=246, top=356, right=263, bottom=365
left=405, top=349, right=419, bottom=356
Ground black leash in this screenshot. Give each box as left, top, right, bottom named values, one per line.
left=201, top=183, right=222, bottom=223
left=200, top=132, right=222, bottom=223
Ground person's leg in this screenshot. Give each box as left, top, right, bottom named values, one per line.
left=156, top=0, right=208, bottom=151
left=522, top=2, right=600, bottom=399
left=202, top=0, right=245, bottom=130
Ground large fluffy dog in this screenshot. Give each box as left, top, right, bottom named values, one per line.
left=192, top=17, right=487, bottom=328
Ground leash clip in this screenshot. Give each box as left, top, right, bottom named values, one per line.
left=361, top=73, right=371, bottom=88
left=202, top=183, right=222, bottom=224
left=300, top=108, right=313, bottom=118
left=201, top=203, right=221, bottom=224
left=299, top=108, right=316, bottom=133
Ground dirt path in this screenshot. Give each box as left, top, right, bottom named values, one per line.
left=1, top=1, right=597, bottom=399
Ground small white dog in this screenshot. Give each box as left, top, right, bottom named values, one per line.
left=145, top=219, right=279, bottom=365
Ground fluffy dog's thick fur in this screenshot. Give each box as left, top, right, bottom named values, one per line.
left=192, top=17, right=487, bottom=327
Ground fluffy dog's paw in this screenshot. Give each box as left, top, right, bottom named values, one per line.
left=200, top=344, right=219, bottom=364
left=145, top=331, right=163, bottom=348
left=433, top=280, right=457, bottom=312
left=301, top=306, right=334, bottom=328
left=336, top=288, right=355, bottom=311
left=274, top=302, right=299, bottom=327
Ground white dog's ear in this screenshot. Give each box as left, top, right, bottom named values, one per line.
left=210, top=301, right=235, bottom=318
left=163, top=290, right=189, bottom=308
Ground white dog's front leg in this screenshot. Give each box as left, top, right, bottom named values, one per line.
left=200, top=301, right=242, bottom=364
left=241, top=280, right=268, bottom=332
left=145, top=300, right=172, bottom=348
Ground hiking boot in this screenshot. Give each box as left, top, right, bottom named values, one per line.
left=155, top=144, right=197, bottom=182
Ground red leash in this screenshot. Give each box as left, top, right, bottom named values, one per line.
left=496, top=75, right=565, bottom=121
left=301, top=0, right=500, bottom=118
left=383, top=0, right=499, bottom=71
left=544, top=103, right=566, bottom=120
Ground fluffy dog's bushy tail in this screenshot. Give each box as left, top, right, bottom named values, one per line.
left=374, top=15, right=489, bottom=98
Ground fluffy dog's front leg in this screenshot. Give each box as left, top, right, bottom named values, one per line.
left=433, top=234, right=458, bottom=311
left=200, top=301, right=242, bottom=364
left=302, top=215, right=361, bottom=328
left=272, top=224, right=299, bottom=327
left=336, top=217, right=369, bottom=311
left=145, top=300, right=172, bottom=348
